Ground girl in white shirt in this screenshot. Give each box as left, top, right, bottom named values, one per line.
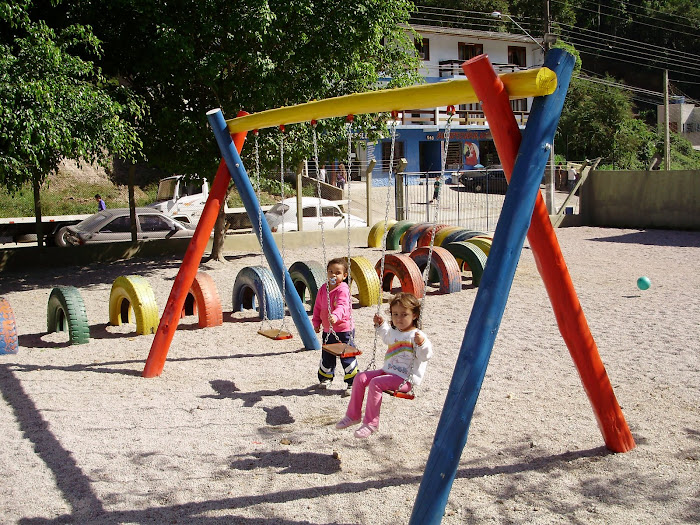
left=336, top=292, right=433, bottom=438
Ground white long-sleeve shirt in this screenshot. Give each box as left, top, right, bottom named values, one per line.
left=376, top=321, right=433, bottom=386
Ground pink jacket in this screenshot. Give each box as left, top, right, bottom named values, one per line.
left=312, top=282, right=354, bottom=333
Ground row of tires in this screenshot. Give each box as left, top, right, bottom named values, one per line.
left=0, top=272, right=224, bottom=353
left=367, top=219, right=492, bottom=280
left=237, top=229, right=490, bottom=323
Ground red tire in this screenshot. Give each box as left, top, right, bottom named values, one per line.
left=375, top=253, right=425, bottom=298
left=409, top=247, right=461, bottom=294
left=182, top=272, right=223, bottom=328
left=417, top=224, right=451, bottom=248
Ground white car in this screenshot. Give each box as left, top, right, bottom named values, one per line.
left=265, top=197, right=366, bottom=232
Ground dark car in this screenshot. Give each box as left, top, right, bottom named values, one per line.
left=459, top=167, right=508, bottom=194
left=64, top=208, right=195, bottom=246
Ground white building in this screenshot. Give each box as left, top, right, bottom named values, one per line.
left=364, top=23, right=545, bottom=181
left=657, top=100, right=700, bottom=151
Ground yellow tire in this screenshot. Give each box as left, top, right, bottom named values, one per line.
left=350, top=256, right=382, bottom=307
left=109, top=275, right=159, bottom=335
left=434, top=226, right=463, bottom=246
left=367, top=220, right=397, bottom=248
left=466, top=237, right=492, bottom=256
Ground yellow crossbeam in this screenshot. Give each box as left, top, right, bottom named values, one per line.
left=225, top=67, right=557, bottom=133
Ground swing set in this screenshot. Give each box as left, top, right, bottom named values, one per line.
left=142, top=49, right=634, bottom=524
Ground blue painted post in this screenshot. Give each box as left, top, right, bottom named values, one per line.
left=207, top=108, right=320, bottom=351
left=409, top=49, right=575, bottom=524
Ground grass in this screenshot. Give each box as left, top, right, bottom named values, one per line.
left=0, top=180, right=281, bottom=218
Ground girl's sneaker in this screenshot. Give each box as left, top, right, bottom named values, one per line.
left=335, top=416, right=361, bottom=429
left=354, top=424, right=377, bottom=438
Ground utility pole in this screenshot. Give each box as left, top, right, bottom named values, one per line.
left=664, top=69, right=671, bottom=170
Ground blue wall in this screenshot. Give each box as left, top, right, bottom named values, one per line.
left=370, top=128, right=494, bottom=186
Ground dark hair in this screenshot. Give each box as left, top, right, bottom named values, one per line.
left=94, top=194, right=102, bottom=199
left=389, top=292, right=421, bottom=329
left=327, top=257, right=349, bottom=274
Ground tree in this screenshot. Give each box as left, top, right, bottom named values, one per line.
left=67, top=0, right=421, bottom=258
left=0, top=0, right=143, bottom=246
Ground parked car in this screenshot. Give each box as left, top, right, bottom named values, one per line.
left=265, top=197, right=367, bottom=232
left=64, top=208, right=195, bottom=246
left=459, top=167, right=508, bottom=194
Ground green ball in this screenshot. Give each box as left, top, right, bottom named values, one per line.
left=637, top=276, right=651, bottom=290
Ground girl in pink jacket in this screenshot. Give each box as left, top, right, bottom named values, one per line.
left=313, top=258, right=358, bottom=395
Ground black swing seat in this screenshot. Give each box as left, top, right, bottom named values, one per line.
left=322, top=342, right=362, bottom=358
left=258, top=328, right=293, bottom=340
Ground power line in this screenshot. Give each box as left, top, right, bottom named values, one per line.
left=558, top=31, right=700, bottom=75
left=554, top=22, right=700, bottom=66
left=551, top=0, right=700, bottom=37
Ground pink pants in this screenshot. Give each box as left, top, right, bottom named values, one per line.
left=345, top=369, right=412, bottom=429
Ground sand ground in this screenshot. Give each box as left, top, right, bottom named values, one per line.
left=0, top=226, right=698, bottom=524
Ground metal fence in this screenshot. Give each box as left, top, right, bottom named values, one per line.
left=397, top=171, right=506, bottom=233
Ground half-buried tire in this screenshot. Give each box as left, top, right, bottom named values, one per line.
left=375, top=253, right=425, bottom=298
left=441, top=229, right=484, bottom=246
left=232, top=266, right=284, bottom=320
left=367, top=220, right=397, bottom=248
left=417, top=224, right=451, bottom=248
left=409, top=247, right=461, bottom=294
left=109, top=275, right=159, bottom=335
left=349, top=256, right=382, bottom=307
left=434, top=226, right=464, bottom=246
left=289, top=260, right=327, bottom=312
left=401, top=223, right=434, bottom=253
left=181, top=272, right=223, bottom=328
left=0, top=297, right=19, bottom=354
left=385, top=221, right=415, bottom=250
left=443, top=241, right=488, bottom=287
left=47, top=286, right=90, bottom=344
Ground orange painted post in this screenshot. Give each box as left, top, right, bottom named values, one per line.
left=142, top=121, right=248, bottom=378
left=463, top=55, right=634, bottom=452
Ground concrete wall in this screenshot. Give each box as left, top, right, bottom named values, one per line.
left=579, top=170, right=700, bottom=230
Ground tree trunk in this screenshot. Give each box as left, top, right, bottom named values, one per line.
left=128, top=163, right=137, bottom=242
left=210, top=192, right=228, bottom=261
left=32, top=174, right=44, bottom=248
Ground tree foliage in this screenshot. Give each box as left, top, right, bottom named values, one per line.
left=66, top=0, right=421, bottom=180
left=0, top=0, right=144, bottom=194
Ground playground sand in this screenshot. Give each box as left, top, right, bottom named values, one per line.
left=0, top=226, right=698, bottom=524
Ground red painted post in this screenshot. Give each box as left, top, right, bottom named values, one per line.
left=143, top=117, right=248, bottom=378
left=463, top=55, right=634, bottom=452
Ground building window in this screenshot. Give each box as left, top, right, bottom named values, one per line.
left=511, top=98, right=527, bottom=112
left=381, top=141, right=405, bottom=172
left=458, top=42, right=483, bottom=61
left=446, top=142, right=462, bottom=170
left=507, top=46, right=526, bottom=67
left=415, top=37, right=430, bottom=60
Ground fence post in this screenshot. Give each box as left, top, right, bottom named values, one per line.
left=365, top=159, right=375, bottom=225
left=425, top=172, right=430, bottom=222
left=296, top=161, right=304, bottom=231
left=395, top=158, right=407, bottom=221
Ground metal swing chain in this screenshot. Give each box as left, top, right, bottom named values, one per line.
left=420, top=107, right=455, bottom=319
left=393, top=107, right=455, bottom=398
left=344, top=117, right=357, bottom=348
left=277, top=126, right=289, bottom=333
left=367, top=113, right=398, bottom=370
left=254, top=131, right=271, bottom=331
left=345, top=118, right=353, bottom=272
left=311, top=123, right=337, bottom=346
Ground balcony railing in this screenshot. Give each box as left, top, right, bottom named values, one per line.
left=396, top=107, right=528, bottom=127
left=438, top=60, right=526, bottom=78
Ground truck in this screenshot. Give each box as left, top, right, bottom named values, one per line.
left=0, top=174, right=268, bottom=246
left=147, top=175, right=270, bottom=231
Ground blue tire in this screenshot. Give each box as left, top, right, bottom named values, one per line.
left=232, top=266, right=285, bottom=320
